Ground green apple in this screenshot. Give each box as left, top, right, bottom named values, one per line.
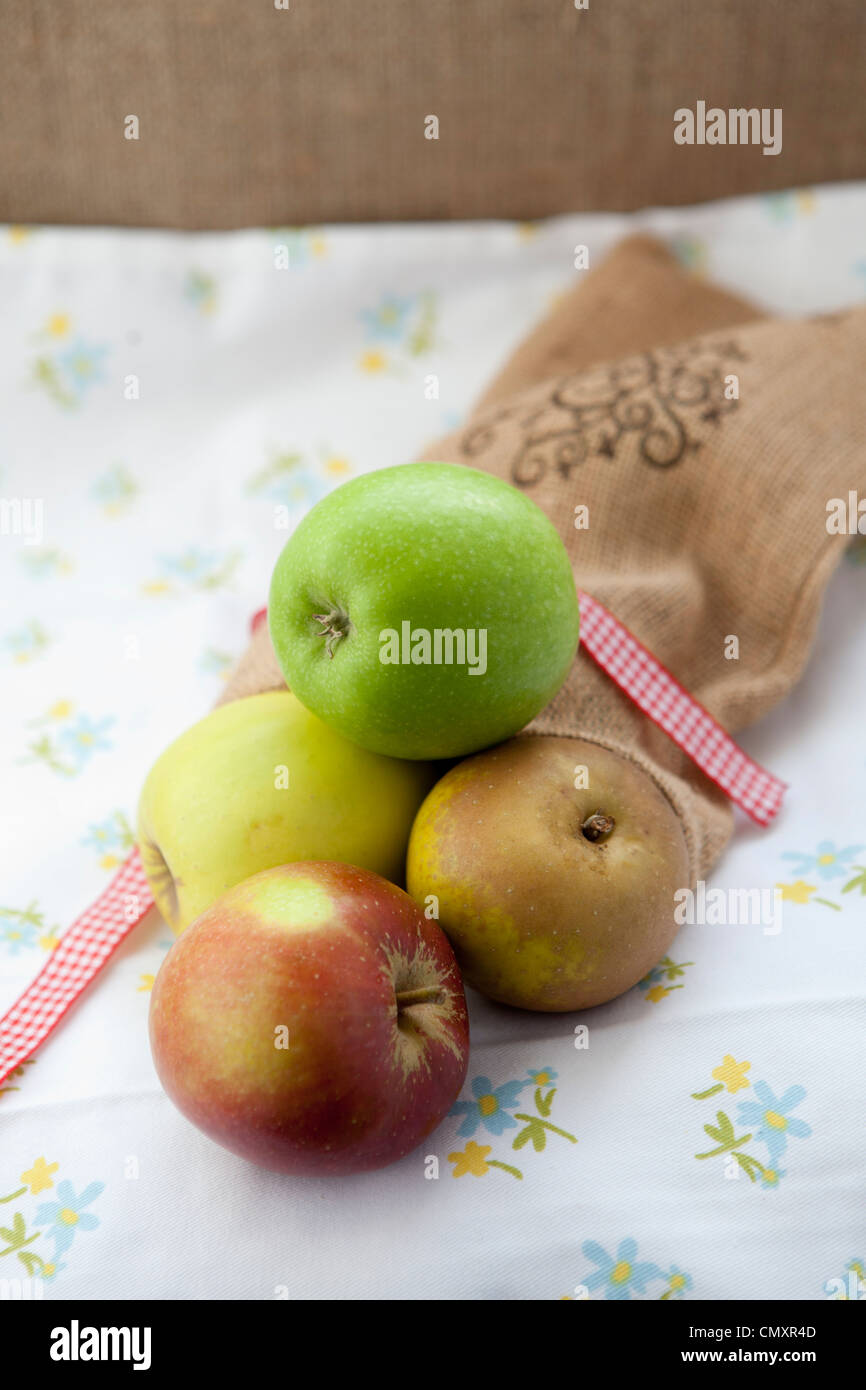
left=268, top=462, right=580, bottom=759
left=137, top=690, right=434, bottom=933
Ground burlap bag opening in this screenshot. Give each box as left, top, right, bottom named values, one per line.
left=220, top=236, right=866, bottom=881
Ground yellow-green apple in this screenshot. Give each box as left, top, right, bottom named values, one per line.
left=137, top=690, right=433, bottom=934
left=149, top=861, right=470, bottom=1175
left=268, top=462, right=580, bottom=759
left=406, top=735, right=690, bottom=1011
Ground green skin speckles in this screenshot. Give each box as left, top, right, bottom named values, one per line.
left=268, top=462, right=580, bottom=760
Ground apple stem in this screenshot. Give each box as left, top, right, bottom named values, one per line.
left=581, top=812, right=616, bottom=843
left=395, top=986, right=443, bottom=1008
left=312, top=606, right=351, bottom=658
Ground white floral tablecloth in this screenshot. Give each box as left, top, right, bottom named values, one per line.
left=1, top=187, right=864, bottom=1301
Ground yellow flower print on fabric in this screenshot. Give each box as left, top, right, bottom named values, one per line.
left=92, top=464, right=138, bottom=517
left=141, top=548, right=240, bottom=597
left=638, top=955, right=694, bottom=1002
left=447, top=1067, right=576, bottom=1181
left=32, top=316, right=110, bottom=408
left=246, top=446, right=351, bottom=511
left=24, top=703, right=115, bottom=777
left=184, top=270, right=218, bottom=316
left=691, top=1056, right=811, bottom=1188
left=779, top=840, right=866, bottom=910
left=448, top=1142, right=522, bottom=1181
left=269, top=227, right=328, bottom=267
left=646, top=984, right=674, bottom=1002
left=777, top=880, right=816, bottom=904
left=82, top=812, right=134, bottom=869
left=1, top=1161, right=105, bottom=1286
left=358, top=291, right=438, bottom=373
left=450, top=1141, right=490, bottom=1176
left=3, top=620, right=50, bottom=665
left=20, top=1158, right=59, bottom=1196
left=711, top=1055, right=752, bottom=1094
left=19, top=548, right=75, bottom=578
left=1, top=905, right=61, bottom=957
left=359, top=349, right=387, bottom=373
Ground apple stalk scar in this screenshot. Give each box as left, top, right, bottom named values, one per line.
left=581, top=812, right=616, bottom=843
left=312, top=605, right=351, bottom=658
left=395, top=985, right=444, bottom=1007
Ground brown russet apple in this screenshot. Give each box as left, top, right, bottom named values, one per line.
left=406, top=735, right=690, bottom=1011
left=149, top=862, right=469, bottom=1175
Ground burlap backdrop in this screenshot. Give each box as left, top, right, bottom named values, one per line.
left=221, top=237, right=866, bottom=879
left=4, top=1, right=866, bottom=228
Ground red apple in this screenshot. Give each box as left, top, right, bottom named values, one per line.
left=149, top=861, right=469, bottom=1176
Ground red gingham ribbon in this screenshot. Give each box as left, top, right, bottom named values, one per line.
left=0, top=850, right=153, bottom=1084
left=0, top=595, right=784, bottom=1086
left=577, top=590, right=786, bottom=827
